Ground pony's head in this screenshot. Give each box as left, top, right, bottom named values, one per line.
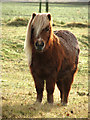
left=30, top=13, right=53, bottom=52
left=24, top=13, right=53, bottom=64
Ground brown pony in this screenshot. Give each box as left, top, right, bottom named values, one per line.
left=24, top=13, right=80, bottom=105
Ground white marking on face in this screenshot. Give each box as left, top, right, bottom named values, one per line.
left=36, top=26, right=41, bottom=37
left=38, top=37, right=42, bottom=41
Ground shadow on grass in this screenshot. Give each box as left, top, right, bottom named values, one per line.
left=78, top=37, right=88, bottom=47
left=2, top=101, right=63, bottom=119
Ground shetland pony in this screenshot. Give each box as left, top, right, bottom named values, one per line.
left=24, top=13, right=80, bottom=105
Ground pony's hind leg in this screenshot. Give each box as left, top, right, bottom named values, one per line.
left=57, top=74, right=74, bottom=105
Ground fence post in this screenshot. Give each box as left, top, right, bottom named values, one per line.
left=46, top=0, right=48, bottom=12
left=39, top=0, right=42, bottom=13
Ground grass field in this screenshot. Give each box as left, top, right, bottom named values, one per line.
left=1, top=2, right=89, bottom=119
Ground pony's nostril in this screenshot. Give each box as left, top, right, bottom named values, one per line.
left=35, top=41, right=39, bottom=47
left=40, top=41, right=44, bottom=47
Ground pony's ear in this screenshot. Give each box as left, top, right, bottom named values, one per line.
left=32, top=13, right=36, bottom=19
left=47, top=13, right=51, bottom=21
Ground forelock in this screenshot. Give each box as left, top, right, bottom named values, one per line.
left=31, top=13, right=50, bottom=37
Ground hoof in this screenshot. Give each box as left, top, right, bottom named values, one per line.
left=45, top=101, right=53, bottom=105
left=47, top=94, right=53, bottom=103
left=36, top=98, right=42, bottom=103
left=34, top=100, right=42, bottom=105
left=48, top=101, right=53, bottom=105
left=37, top=94, right=43, bottom=103
left=61, top=102, right=67, bottom=106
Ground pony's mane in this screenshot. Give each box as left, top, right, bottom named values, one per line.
left=31, top=13, right=50, bottom=37
left=24, top=13, right=52, bottom=65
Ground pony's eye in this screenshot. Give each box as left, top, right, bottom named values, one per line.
left=31, top=27, right=34, bottom=34
left=45, top=26, right=49, bottom=31
left=31, top=27, right=34, bottom=39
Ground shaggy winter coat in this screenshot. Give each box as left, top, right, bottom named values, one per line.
left=24, top=13, right=80, bottom=105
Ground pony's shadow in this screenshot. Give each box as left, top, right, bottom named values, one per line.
left=30, top=101, right=64, bottom=113
left=2, top=100, right=65, bottom=118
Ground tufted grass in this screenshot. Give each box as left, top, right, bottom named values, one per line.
left=1, top=2, right=89, bottom=119
left=1, top=26, right=88, bottom=119
left=2, top=2, right=88, bottom=24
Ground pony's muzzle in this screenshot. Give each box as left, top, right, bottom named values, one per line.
left=35, top=40, right=45, bottom=51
